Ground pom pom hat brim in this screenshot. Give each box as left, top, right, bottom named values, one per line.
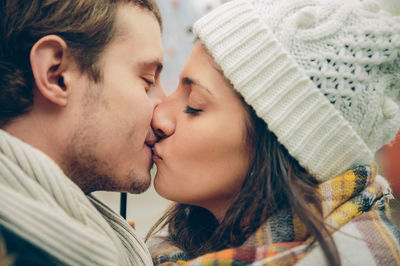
left=193, top=0, right=374, bottom=182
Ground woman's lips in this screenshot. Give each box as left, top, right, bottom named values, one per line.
left=152, top=145, right=163, bottom=161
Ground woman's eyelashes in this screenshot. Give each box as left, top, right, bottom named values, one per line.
left=184, top=106, right=202, bottom=115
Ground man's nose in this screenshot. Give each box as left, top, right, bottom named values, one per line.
left=151, top=102, right=175, bottom=140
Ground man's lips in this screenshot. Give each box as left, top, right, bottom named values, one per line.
left=145, top=130, right=158, bottom=146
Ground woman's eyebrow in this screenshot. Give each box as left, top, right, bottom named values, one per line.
left=182, top=77, right=213, bottom=96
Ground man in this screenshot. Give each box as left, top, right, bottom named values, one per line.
left=0, top=0, right=164, bottom=265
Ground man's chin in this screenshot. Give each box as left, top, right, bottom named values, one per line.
left=70, top=168, right=152, bottom=195
left=127, top=176, right=151, bottom=194
left=82, top=178, right=151, bottom=194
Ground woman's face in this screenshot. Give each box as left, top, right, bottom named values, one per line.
left=152, top=42, right=252, bottom=221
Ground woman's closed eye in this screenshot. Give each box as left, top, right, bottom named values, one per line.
left=184, top=106, right=202, bottom=115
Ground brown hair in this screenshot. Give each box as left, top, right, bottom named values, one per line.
left=147, top=101, right=340, bottom=265
left=0, top=234, right=14, bottom=266
left=0, top=0, right=161, bottom=127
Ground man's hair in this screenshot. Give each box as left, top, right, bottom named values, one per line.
left=0, top=0, right=161, bottom=127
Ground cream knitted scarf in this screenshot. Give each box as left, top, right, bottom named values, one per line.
left=0, top=129, right=152, bottom=265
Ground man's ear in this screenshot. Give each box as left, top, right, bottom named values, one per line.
left=30, top=35, right=72, bottom=107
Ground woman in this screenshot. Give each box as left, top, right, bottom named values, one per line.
left=148, top=0, right=400, bottom=265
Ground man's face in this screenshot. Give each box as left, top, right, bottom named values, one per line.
left=64, top=4, right=164, bottom=194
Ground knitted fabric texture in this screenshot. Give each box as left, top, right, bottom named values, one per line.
left=149, top=165, right=400, bottom=265
left=0, top=129, right=153, bottom=265
left=193, top=0, right=400, bottom=181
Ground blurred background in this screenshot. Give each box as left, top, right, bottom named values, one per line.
left=94, top=0, right=400, bottom=239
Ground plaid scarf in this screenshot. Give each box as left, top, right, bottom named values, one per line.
left=149, top=164, right=400, bottom=265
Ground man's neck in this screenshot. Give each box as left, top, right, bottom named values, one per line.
left=3, top=114, right=66, bottom=170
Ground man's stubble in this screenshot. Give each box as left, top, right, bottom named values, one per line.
left=61, top=84, right=151, bottom=194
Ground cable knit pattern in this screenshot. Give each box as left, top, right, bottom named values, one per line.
left=193, top=0, right=400, bottom=181
left=250, top=0, right=400, bottom=152
left=0, top=129, right=152, bottom=265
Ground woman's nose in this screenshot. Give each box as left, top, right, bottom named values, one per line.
left=152, top=100, right=176, bottom=139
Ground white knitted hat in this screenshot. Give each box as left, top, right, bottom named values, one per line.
left=193, top=0, right=400, bottom=181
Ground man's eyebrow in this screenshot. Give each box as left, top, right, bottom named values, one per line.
left=137, top=59, right=163, bottom=72
left=182, top=77, right=213, bottom=96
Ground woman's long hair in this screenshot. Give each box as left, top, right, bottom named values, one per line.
left=147, top=99, right=340, bottom=265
